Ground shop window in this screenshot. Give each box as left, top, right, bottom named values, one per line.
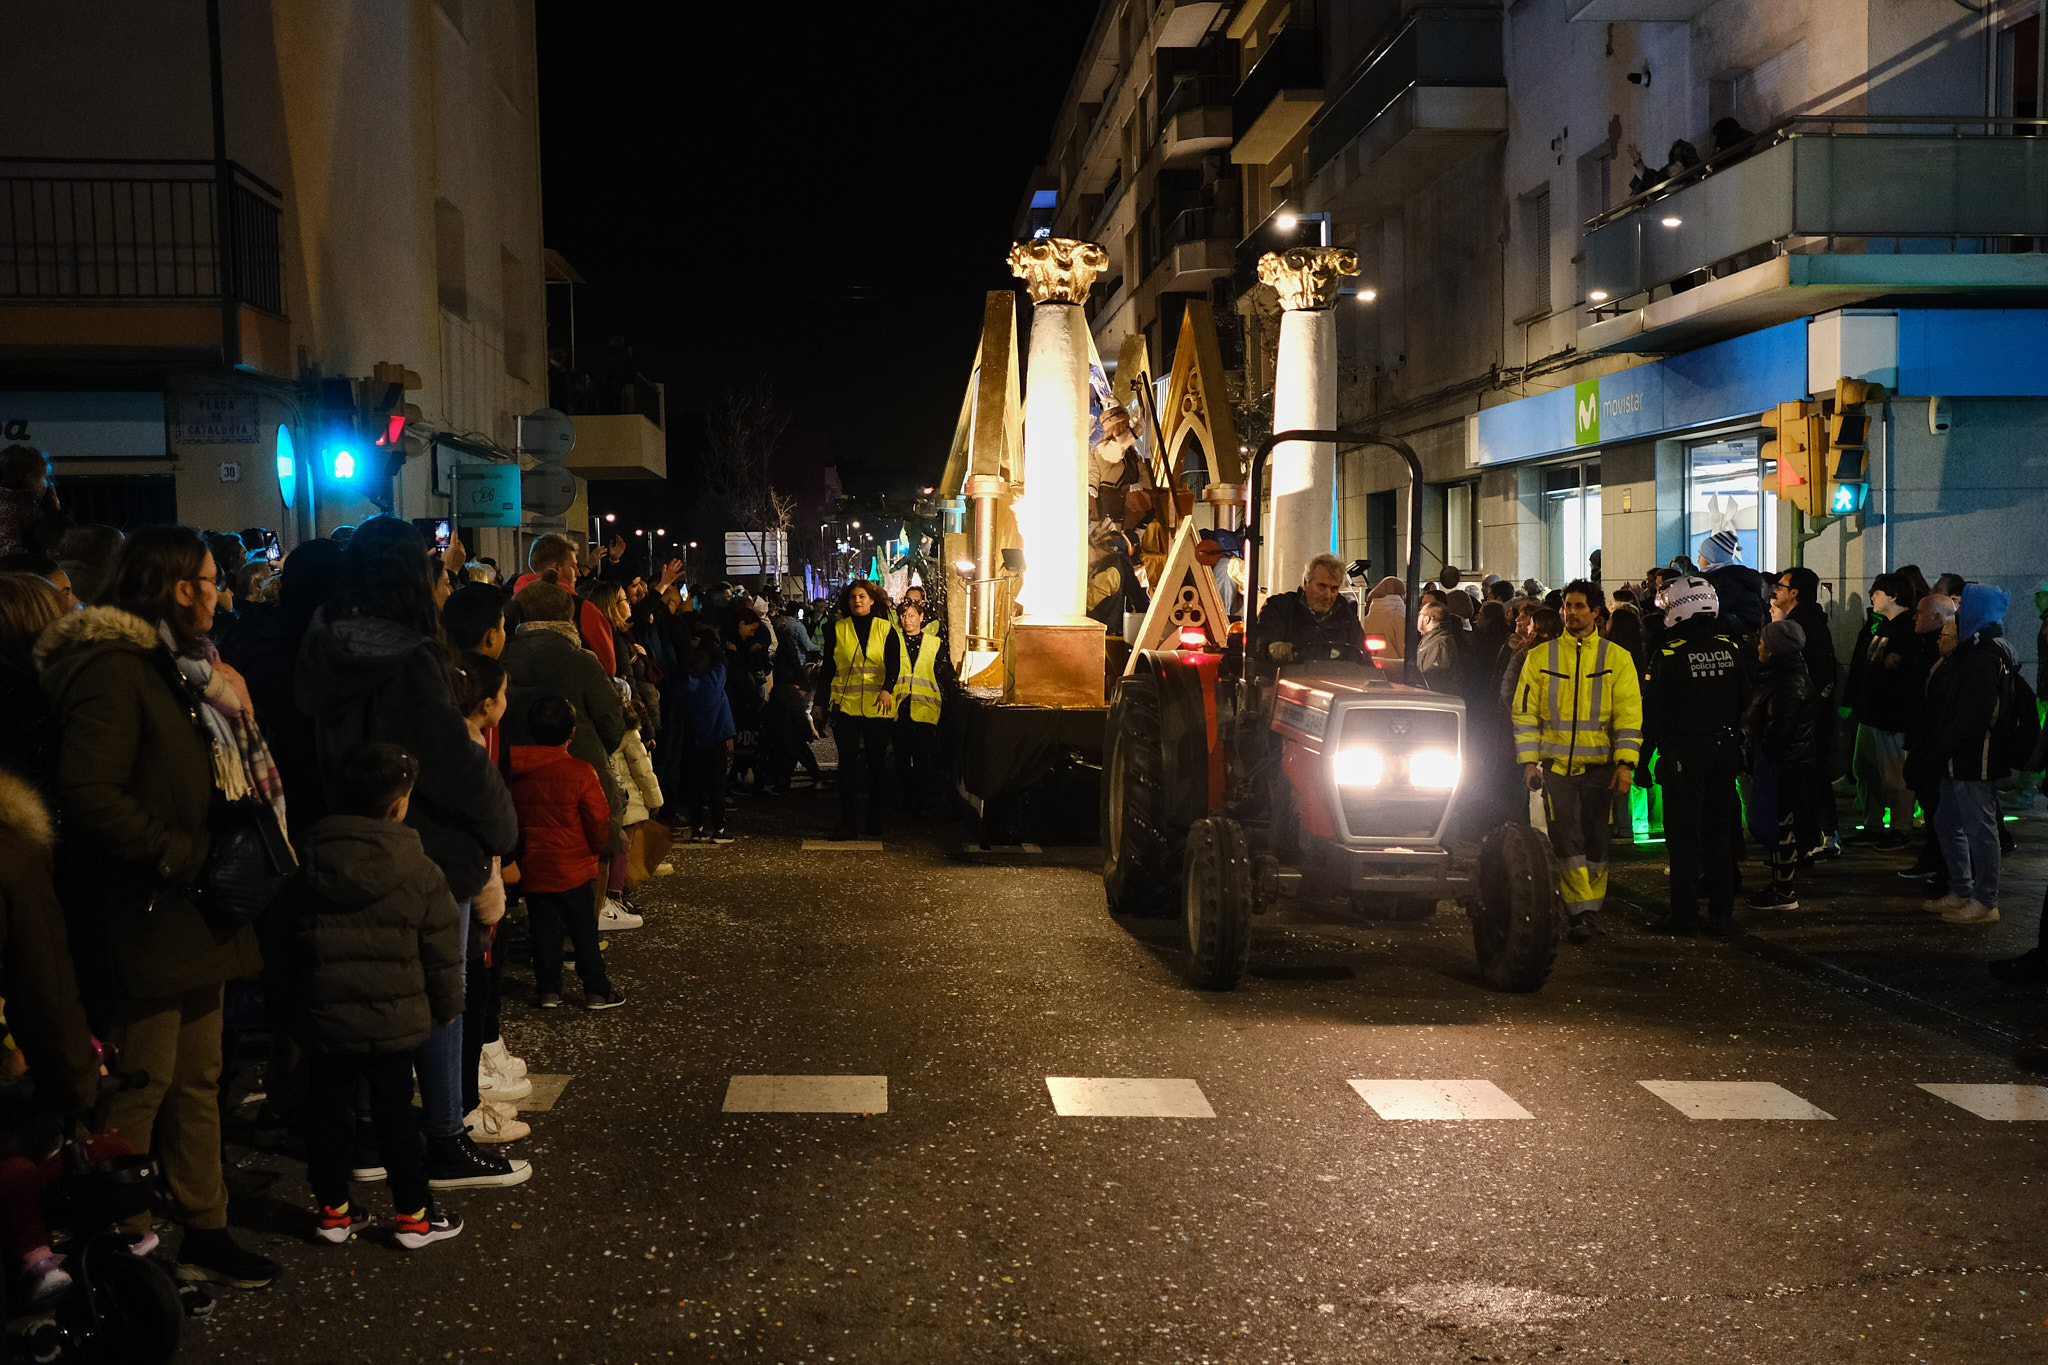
left=1442, top=481, right=1478, bottom=572
left=1541, top=460, right=1600, bottom=587
left=1686, top=434, right=1771, bottom=570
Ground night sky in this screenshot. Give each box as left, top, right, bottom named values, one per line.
left=536, top=4, right=1101, bottom=515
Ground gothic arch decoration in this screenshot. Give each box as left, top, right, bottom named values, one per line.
left=1160, top=299, right=1243, bottom=492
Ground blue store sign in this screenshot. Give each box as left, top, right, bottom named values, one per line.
left=1475, top=320, right=1809, bottom=467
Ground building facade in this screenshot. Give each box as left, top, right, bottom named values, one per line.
left=1026, top=0, right=2048, bottom=667
left=2, top=0, right=661, bottom=562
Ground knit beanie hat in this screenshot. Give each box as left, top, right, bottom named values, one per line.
left=1659, top=575, right=1718, bottom=625
left=1762, top=618, right=1805, bottom=656
left=1697, top=529, right=1743, bottom=569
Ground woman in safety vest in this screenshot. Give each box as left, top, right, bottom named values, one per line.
left=813, top=579, right=900, bottom=839
left=893, top=596, right=952, bottom=818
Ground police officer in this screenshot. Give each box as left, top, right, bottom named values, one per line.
left=1643, top=575, right=1748, bottom=935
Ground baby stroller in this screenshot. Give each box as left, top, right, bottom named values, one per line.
left=4, top=1075, right=183, bottom=1365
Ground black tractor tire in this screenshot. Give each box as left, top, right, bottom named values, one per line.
left=1102, top=674, right=1177, bottom=917
left=72, top=1235, right=183, bottom=1365
left=1472, top=822, right=1564, bottom=992
left=1347, top=892, right=1439, bottom=921
left=1183, top=816, right=1254, bottom=990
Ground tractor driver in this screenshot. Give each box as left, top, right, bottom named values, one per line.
left=1254, top=552, right=1369, bottom=678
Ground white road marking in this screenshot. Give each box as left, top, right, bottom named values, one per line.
left=1045, top=1077, right=1215, bottom=1118
left=519, top=1074, right=572, bottom=1112
left=1348, top=1079, right=1534, bottom=1120
left=1638, top=1080, right=1833, bottom=1120
left=800, top=840, right=885, bottom=851
left=722, top=1075, right=888, bottom=1114
left=1917, top=1083, right=2048, bottom=1120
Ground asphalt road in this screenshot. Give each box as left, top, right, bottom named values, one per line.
left=193, top=785, right=2047, bottom=1365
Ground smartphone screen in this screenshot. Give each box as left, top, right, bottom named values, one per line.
left=435, top=521, right=451, bottom=552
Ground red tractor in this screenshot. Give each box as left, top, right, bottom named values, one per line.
left=1101, top=429, right=1564, bottom=992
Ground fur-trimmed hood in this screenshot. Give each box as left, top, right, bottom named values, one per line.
left=33, top=605, right=160, bottom=697
left=0, top=767, right=53, bottom=850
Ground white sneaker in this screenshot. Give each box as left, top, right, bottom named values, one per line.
left=465, top=1105, right=531, bottom=1144
left=477, top=1066, right=532, bottom=1102
left=1926, top=892, right=1968, bottom=915
left=1941, top=899, right=2000, bottom=925
left=481, top=1037, right=527, bottom=1079
left=653, top=861, right=674, bottom=877
left=598, top=900, right=644, bottom=930
left=481, top=1098, right=518, bottom=1121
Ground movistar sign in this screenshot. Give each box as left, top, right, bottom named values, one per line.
left=1574, top=380, right=1599, bottom=445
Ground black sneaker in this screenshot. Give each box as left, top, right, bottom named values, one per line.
left=537, top=992, right=562, bottom=1009
left=1747, top=886, right=1799, bottom=911
left=173, top=1227, right=280, bottom=1289
left=1567, top=913, right=1601, bottom=944
left=1898, top=860, right=1940, bottom=879
left=1989, top=949, right=2048, bottom=984
left=393, top=1207, right=464, bottom=1250
left=585, top=989, right=627, bottom=1011
left=425, top=1133, right=532, bottom=1190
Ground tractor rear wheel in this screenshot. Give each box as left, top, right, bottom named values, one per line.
left=1102, top=674, right=1176, bottom=917
left=1183, top=816, right=1253, bottom=990
left=1472, top=822, right=1564, bottom=992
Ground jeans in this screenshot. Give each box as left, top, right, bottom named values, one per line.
left=684, top=745, right=728, bottom=836
left=528, top=885, right=612, bottom=998
left=306, top=1051, right=428, bottom=1214
left=408, top=899, right=470, bottom=1139
left=460, top=942, right=502, bottom=1114
left=1934, top=776, right=2000, bottom=906
left=832, top=714, right=893, bottom=827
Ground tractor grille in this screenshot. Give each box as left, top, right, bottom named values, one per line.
left=1334, top=705, right=1460, bottom=840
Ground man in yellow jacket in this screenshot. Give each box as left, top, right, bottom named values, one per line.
left=1511, top=579, right=1643, bottom=942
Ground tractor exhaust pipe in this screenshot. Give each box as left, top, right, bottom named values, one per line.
left=1242, top=426, right=1425, bottom=686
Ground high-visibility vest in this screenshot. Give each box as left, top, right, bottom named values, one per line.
left=829, top=616, right=894, bottom=718
left=1511, top=631, right=1643, bottom=776
left=895, top=629, right=943, bottom=724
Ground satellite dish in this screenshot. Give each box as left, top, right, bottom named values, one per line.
left=520, top=408, right=577, bottom=463
left=521, top=466, right=578, bottom=517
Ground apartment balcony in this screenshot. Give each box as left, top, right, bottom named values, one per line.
left=1304, top=11, right=1506, bottom=220
left=1091, top=167, right=1128, bottom=241
left=0, top=158, right=290, bottom=375
left=1150, top=207, right=1235, bottom=292
left=1157, top=0, right=1227, bottom=48
left=1580, top=118, right=2048, bottom=355
left=1232, top=27, right=1323, bottom=165
left=1157, top=76, right=1235, bottom=166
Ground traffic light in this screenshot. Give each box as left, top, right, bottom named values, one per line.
left=1761, top=400, right=1826, bottom=519
left=368, top=362, right=423, bottom=478
left=1825, top=378, right=1884, bottom=515
left=316, top=377, right=362, bottom=485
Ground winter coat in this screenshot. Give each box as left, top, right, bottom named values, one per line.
left=678, top=658, right=737, bottom=751
left=36, top=607, right=263, bottom=1000
left=500, top=621, right=627, bottom=807
left=1415, top=621, right=1466, bottom=697
left=1849, top=612, right=1929, bottom=734
left=0, top=671, right=60, bottom=801
left=507, top=744, right=608, bottom=893
left=0, top=769, right=100, bottom=1115
left=296, top=609, right=517, bottom=901
left=1789, top=600, right=1839, bottom=710
left=1743, top=652, right=1815, bottom=768
left=1925, top=588, right=2015, bottom=782
left=608, top=729, right=662, bottom=825
left=1705, top=563, right=1767, bottom=637
left=284, top=815, right=462, bottom=1053
left=219, top=603, right=325, bottom=828
left=1252, top=589, right=1367, bottom=675
left=506, top=573, right=616, bottom=675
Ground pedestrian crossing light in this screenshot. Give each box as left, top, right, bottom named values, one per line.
left=316, top=377, right=363, bottom=486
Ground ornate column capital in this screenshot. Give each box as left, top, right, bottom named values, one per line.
left=1256, top=246, right=1361, bottom=311
left=1008, top=237, right=1109, bottom=305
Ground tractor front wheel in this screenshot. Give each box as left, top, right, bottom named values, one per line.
left=1471, top=822, right=1564, bottom=992
left=1183, top=816, right=1253, bottom=990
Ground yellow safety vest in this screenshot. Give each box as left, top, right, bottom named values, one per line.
left=830, top=616, right=894, bottom=719
left=894, top=629, right=943, bottom=724
left=1511, top=631, right=1644, bottom=776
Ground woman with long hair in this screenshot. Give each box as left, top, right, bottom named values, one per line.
left=0, top=572, right=68, bottom=790
left=813, top=579, right=900, bottom=839
left=296, top=515, right=526, bottom=1190
left=35, top=526, right=278, bottom=1287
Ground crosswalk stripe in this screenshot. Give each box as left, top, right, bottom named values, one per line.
left=722, top=1075, right=888, bottom=1114
left=1348, top=1079, right=1535, bottom=1120
left=1917, top=1083, right=2048, bottom=1120
left=1639, top=1080, right=1833, bottom=1120
left=1045, top=1077, right=1215, bottom=1118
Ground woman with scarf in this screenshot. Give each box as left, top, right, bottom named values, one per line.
left=36, top=526, right=281, bottom=1289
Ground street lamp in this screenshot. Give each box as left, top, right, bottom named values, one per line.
left=605, top=512, right=616, bottom=523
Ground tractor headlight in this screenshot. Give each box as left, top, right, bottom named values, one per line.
left=1407, top=748, right=1461, bottom=790
left=1333, top=745, right=1386, bottom=787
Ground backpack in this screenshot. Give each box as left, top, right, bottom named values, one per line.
left=1992, top=648, right=2042, bottom=772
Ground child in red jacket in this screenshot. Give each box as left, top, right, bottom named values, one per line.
left=508, top=695, right=625, bottom=1011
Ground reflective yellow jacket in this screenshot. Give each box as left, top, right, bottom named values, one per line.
left=893, top=629, right=943, bottom=725
left=1511, top=631, right=1643, bottom=775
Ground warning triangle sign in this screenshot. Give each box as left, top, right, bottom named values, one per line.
left=1123, top=518, right=1233, bottom=674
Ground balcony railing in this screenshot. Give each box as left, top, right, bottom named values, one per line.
left=1091, top=167, right=1126, bottom=239
left=1161, top=206, right=1223, bottom=252
left=1233, top=26, right=1322, bottom=140
left=1158, top=75, right=1232, bottom=128
left=1306, top=10, right=1504, bottom=173
left=1584, top=116, right=2048, bottom=309
left=0, top=158, right=284, bottom=314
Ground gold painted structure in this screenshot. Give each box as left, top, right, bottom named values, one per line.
left=938, top=291, right=1025, bottom=681
left=1255, top=246, right=1361, bottom=312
